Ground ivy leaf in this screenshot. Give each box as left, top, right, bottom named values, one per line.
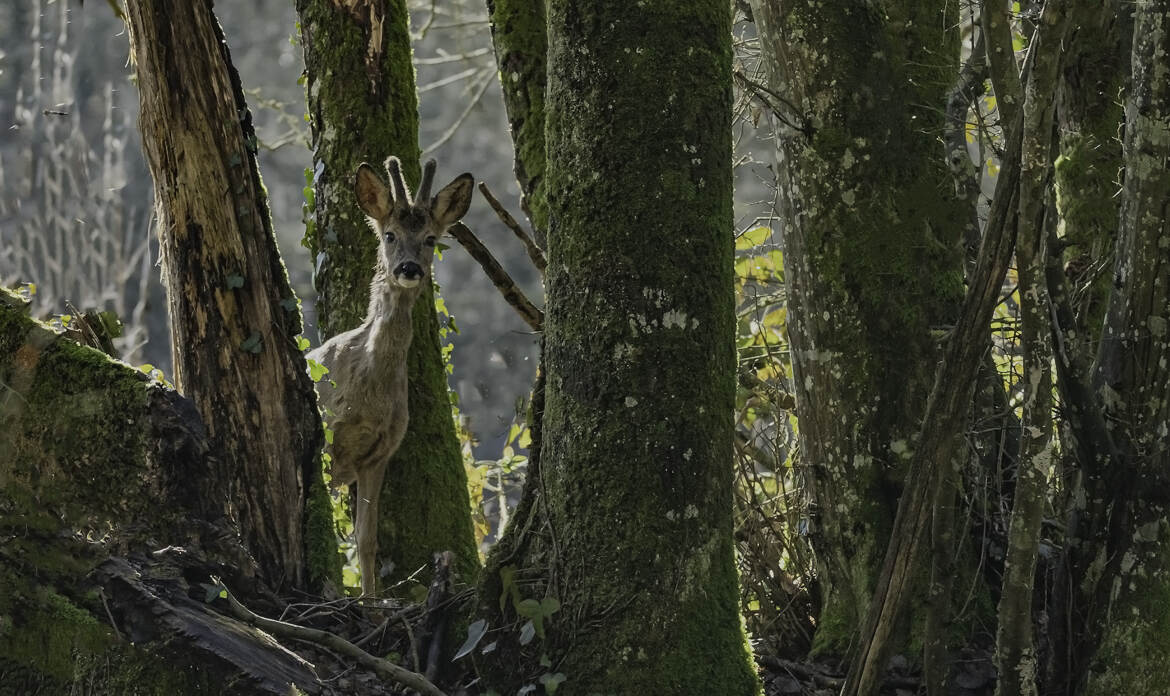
left=200, top=582, right=226, bottom=603
left=539, top=673, right=567, bottom=694
left=226, top=273, right=245, bottom=289
left=499, top=565, right=517, bottom=613
left=453, top=619, right=488, bottom=660
left=516, top=598, right=541, bottom=618
left=281, top=297, right=299, bottom=313
left=540, top=597, right=561, bottom=616
left=240, top=332, right=263, bottom=354
left=307, top=359, right=329, bottom=382
left=296, top=336, right=311, bottom=351
left=518, top=620, right=535, bottom=646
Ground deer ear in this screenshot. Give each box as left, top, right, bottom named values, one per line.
left=355, top=163, right=392, bottom=220
left=431, top=173, right=474, bottom=227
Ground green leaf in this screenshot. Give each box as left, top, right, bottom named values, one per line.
left=307, top=359, right=330, bottom=382
left=453, top=619, right=488, bottom=660
left=540, top=597, right=561, bottom=615
left=226, top=273, right=245, bottom=289
left=281, top=297, right=299, bottom=313
left=735, top=226, right=772, bottom=250
left=518, top=620, right=535, bottom=646
left=98, top=311, right=123, bottom=338
left=539, top=673, right=567, bottom=694
left=240, top=332, right=263, bottom=354
left=499, top=565, right=518, bottom=613
left=296, top=336, right=311, bottom=351
left=200, top=582, right=225, bottom=603
left=516, top=598, right=542, bottom=618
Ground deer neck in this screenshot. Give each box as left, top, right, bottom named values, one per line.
left=364, top=274, right=421, bottom=359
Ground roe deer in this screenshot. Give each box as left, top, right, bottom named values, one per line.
left=309, top=157, right=473, bottom=595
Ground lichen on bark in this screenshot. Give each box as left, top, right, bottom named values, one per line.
left=477, top=1, right=760, bottom=693
left=748, top=0, right=969, bottom=657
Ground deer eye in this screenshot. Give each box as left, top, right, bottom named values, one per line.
left=424, top=236, right=437, bottom=247
left=384, top=231, right=396, bottom=243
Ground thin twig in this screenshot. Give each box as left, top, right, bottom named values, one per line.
left=99, top=589, right=123, bottom=641
left=447, top=222, right=544, bottom=332
left=222, top=588, right=447, bottom=696
left=732, top=69, right=812, bottom=136
left=477, top=182, right=547, bottom=273
left=422, top=69, right=495, bottom=155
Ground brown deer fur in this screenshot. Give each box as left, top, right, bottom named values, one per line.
left=309, top=157, right=472, bottom=595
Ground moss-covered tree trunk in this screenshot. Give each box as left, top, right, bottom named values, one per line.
left=475, top=2, right=760, bottom=693
left=1068, top=4, right=1170, bottom=692
left=747, top=0, right=968, bottom=657
left=296, top=0, right=478, bottom=587
left=125, top=0, right=327, bottom=592
left=485, top=0, right=548, bottom=244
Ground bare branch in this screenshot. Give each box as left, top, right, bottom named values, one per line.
left=477, top=182, right=547, bottom=274
left=447, top=222, right=544, bottom=332
left=222, top=588, right=448, bottom=696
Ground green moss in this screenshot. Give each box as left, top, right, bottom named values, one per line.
left=0, top=585, right=111, bottom=682
left=381, top=282, right=481, bottom=586
left=1, top=296, right=158, bottom=532
left=1084, top=525, right=1170, bottom=694
left=304, top=460, right=343, bottom=590
left=476, top=0, right=759, bottom=692
left=487, top=0, right=548, bottom=235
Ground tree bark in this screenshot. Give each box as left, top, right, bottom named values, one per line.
left=1072, top=3, right=1170, bottom=692
left=0, top=290, right=315, bottom=694
left=747, top=0, right=970, bottom=658
left=296, top=0, right=479, bottom=587
left=475, top=2, right=760, bottom=693
left=125, top=0, right=328, bottom=592
left=485, top=0, right=548, bottom=244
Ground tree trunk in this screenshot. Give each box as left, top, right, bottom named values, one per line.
left=1072, top=4, right=1170, bottom=692
left=475, top=2, right=760, bottom=693
left=485, top=0, right=548, bottom=244
left=747, top=0, right=969, bottom=657
left=296, top=0, right=479, bottom=587
left=125, top=0, right=329, bottom=592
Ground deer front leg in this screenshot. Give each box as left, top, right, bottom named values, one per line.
left=354, top=463, right=387, bottom=596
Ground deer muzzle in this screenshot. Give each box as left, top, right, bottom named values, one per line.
left=393, top=261, right=425, bottom=287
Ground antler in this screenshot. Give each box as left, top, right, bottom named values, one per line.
left=416, top=159, right=437, bottom=203
left=384, top=156, right=410, bottom=206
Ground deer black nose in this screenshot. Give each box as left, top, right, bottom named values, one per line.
left=395, top=261, right=424, bottom=280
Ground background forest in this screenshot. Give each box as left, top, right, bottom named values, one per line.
left=2, top=1, right=1169, bottom=696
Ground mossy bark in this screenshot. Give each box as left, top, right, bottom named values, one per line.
left=0, top=290, right=315, bottom=694
left=1053, top=2, right=1129, bottom=358
left=125, top=0, right=327, bottom=592
left=485, top=0, right=548, bottom=243
left=296, top=0, right=479, bottom=586
left=1072, top=4, right=1170, bottom=692
left=476, top=2, right=760, bottom=693
left=748, top=0, right=968, bottom=657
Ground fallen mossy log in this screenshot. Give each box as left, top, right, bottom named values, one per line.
left=1, top=289, right=438, bottom=695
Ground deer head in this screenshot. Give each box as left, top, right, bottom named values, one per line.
left=354, top=156, right=474, bottom=289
